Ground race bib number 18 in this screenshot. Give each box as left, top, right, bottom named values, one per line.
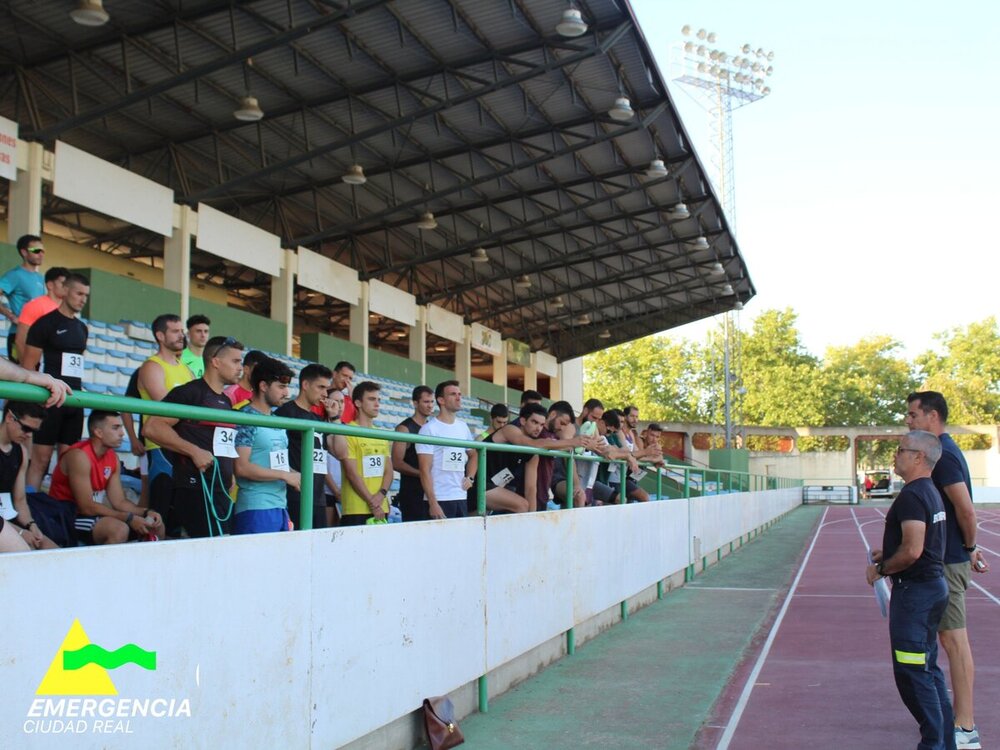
left=213, top=427, right=238, bottom=458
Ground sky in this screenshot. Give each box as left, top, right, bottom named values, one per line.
left=629, top=0, right=1000, bottom=358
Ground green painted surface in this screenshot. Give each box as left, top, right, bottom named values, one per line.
left=0, top=241, right=18, bottom=269
left=71, top=267, right=181, bottom=326
left=425, top=363, right=455, bottom=388
left=368, top=347, right=422, bottom=384
left=187, top=297, right=285, bottom=355
left=460, top=505, right=823, bottom=750
left=299, top=332, right=363, bottom=370
left=471, top=377, right=505, bottom=403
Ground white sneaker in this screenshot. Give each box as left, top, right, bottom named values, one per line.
left=956, top=725, right=982, bottom=750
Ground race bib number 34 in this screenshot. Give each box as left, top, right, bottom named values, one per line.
left=362, top=454, right=384, bottom=478
left=213, top=427, right=238, bottom=458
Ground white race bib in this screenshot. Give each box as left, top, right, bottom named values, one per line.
left=61, top=353, right=85, bottom=378
left=269, top=449, right=289, bottom=472
left=312, top=436, right=328, bottom=475
left=630, top=470, right=647, bottom=482
left=362, top=454, right=384, bottom=478
left=0, top=492, right=15, bottom=520
left=608, top=463, right=620, bottom=479
left=213, top=427, right=238, bottom=458
left=442, top=449, right=467, bottom=473
left=91, top=489, right=109, bottom=507
left=491, top=467, right=514, bottom=488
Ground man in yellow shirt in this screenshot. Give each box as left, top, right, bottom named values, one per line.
left=332, top=381, right=392, bottom=526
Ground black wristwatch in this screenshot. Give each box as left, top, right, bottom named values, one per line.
left=963, top=544, right=977, bottom=553
left=875, top=562, right=886, bottom=576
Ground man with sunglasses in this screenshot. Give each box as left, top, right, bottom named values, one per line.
left=0, top=235, right=46, bottom=362
left=21, top=273, right=90, bottom=491
left=233, top=358, right=300, bottom=534
left=143, top=336, right=244, bottom=538
left=0, top=401, right=58, bottom=550
left=866, top=431, right=953, bottom=750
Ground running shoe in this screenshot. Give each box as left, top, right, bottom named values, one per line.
left=956, top=725, right=981, bottom=750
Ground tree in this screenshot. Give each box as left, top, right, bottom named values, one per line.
left=916, top=317, right=1000, bottom=423
left=583, top=336, right=701, bottom=421
left=820, top=336, right=918, bottom=425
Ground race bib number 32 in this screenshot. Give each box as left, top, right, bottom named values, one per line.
left=442, top=449, right=466, bottom=472
left=213, top=427, right=238, bottom=458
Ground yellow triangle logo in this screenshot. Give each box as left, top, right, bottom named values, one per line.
left=36, top=619, right=118, bottom=695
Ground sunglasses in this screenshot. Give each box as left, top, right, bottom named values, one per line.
left=12, top=416, right=37, bottom=435
left=207, top=336, right=239, bottom=359
left=26, top=247, right=44, bottom=254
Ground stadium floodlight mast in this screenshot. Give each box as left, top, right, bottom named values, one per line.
left=674, top=26, right=775, bottom=449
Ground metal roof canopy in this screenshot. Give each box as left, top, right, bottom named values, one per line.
left=0, top=0, right=755, bottom=362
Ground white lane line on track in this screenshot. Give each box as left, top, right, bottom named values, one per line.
left=716, top=505, right=829, bottom=750
left=686, top=586, right=779, bottom=592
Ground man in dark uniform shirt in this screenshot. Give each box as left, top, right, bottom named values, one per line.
left=143, top=336, right=244, bottom=538
left=867, top=430, right=955, bottom=750
left=274, top=363, right=334, bottom=530
left=393, top=385, right=435, bottom=522
left=20, top=273, right=90, bottom=490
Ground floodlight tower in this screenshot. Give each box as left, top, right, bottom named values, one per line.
left=673, top=26, right=774, bottom=449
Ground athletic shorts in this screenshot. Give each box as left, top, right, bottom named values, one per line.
left=26, top=492, right=77, bottom=548
left=939, top=561, right=971, bottom=631
left=146, top=448, right=173, bottom=485
left=233, top=508, right=290, bottom=535
left=34, top=405, right=84, bottom=447
left=75, top=514, right=150, bottom=545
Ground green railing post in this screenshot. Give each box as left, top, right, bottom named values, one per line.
left=618, top=461, right=627, bottom=504
left=478, top=675, right=488, bottom=713
left=564, top=453, right=575, bottom=510
left=476, top=447, right=487, bottom=516
left=656, top=469, right=662, bottom=502
left=300, top=426, right=315, bottom=530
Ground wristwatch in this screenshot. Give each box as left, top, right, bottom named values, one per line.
left=875, top=562, right=886, bottom=576
left=963, top=544, right=977, bottom=553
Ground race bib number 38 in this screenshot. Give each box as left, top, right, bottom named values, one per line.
left=362, top=454, right=384, bottom=478
left=213, top=427, right=238, bottom=458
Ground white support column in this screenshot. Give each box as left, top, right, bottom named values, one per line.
left=524, top=353, right=538, bottom=392
left=270, top=249, right=296, bottom=356
left=6, top=142, right=44, bottom=242
left=349, top=281, right=370, bottom=372
left=558, top=357, right=584, bottom=410
left=164, top=204, right=195, bottom=322
left=455, top=325, right=472, bottom=394
left=492, top=345, right=506, bottom=388
left=409, top=305, right=427, bottom=385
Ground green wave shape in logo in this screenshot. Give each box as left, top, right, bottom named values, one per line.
left=63, top=644, right=157, bottom=671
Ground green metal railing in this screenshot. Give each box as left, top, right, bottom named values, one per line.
left=0, top=380, right=801, bottom=712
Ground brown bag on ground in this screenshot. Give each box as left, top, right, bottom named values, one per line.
left=422, top=695, right=465, bottom=750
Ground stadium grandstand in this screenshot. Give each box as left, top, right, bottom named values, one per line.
left=4, top=4, right=924, bottom=750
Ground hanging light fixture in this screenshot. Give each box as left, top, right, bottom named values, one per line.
left=711, top=261, right=725, bottom=275
left=555, top=5, right=588, bottom=37
left=722, top=283, right=734, bottom=295
left=598, top=329, right=611, bottom=339
left=515, top=274, right=532, bottom=288
left=688, top=236, right=710, bottom=251
left=575, top=313, right=591, bottom=325
left=645, top=158, right=669, bottom=179
left=734, top=300, right=744, bottom=311
left=416, top=212, right=437, bottom=230
left=552, top=296, right=565, bottom=308
left=667, top=202, right=690, bottom=220
left=608, top=96, right=634, bottom=121
left=341, top=164, right=367, bottom=185
left=70, top=0, right=110, bottom=26
left=470, top=248, right=489, bottom=263
left=233, top=95, right=264, bottom=122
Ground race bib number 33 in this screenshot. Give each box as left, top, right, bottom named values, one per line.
left=62, top=353, right=85, bottom=378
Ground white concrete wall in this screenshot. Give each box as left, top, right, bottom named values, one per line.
left=2, top=489, right=800, bottom=749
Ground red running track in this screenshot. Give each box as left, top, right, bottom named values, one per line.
left=717, top=504, right=1000, bottom=750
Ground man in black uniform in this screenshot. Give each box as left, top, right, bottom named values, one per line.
left=867, top=430, right=955, bottom=750
left=468, top=402, right=547, bottom=515
left=393, top=385, right=435, bottom=522
left=143, top=336, right=244, bottom=538
left=20, top=272, right=90, bottom=490
left=0, top=401, right=58, bottom=550
left=274, top=363, right=334, bottom=530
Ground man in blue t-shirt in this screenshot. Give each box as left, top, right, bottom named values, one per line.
left=905, top=391, right=988, bottom=750
left=233, top=358, right=300, bottom=534
left=867, top=430, right=953, bottom=750
left=0, top=234, right=46, bottom=361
